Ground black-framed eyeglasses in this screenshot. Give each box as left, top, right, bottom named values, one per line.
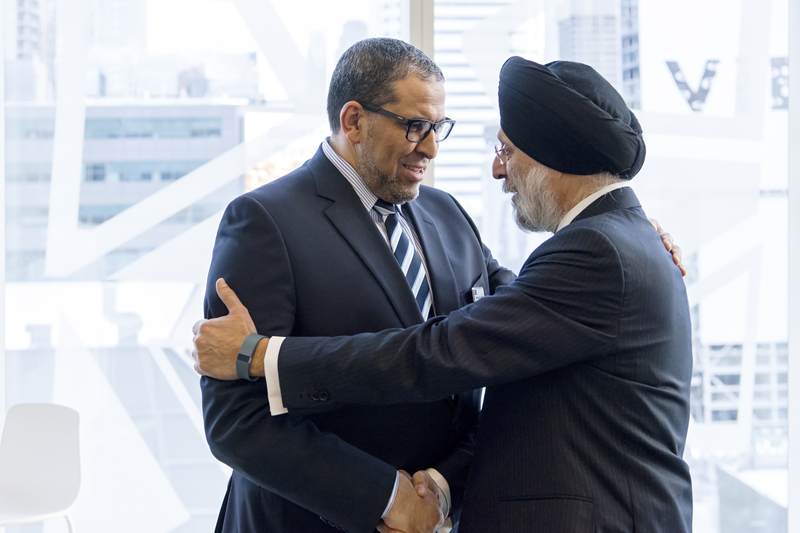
left=360, top=103, right=455, bottom=142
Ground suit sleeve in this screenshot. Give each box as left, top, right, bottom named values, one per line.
left=201, top=195, right=396, bottom=533
left=277, top=226, right=624, bottom=408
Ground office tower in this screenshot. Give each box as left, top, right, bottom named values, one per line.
left=557, top=0, right=620, bottom=91
left=620, top=0, right=640, bottom=108
left=4, top=0, right=56, bottom=101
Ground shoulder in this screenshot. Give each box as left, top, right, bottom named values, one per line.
left=546, top=206, right=654, bottom=253
left=523, top=208, right=677, bottom=295
left=244, top=161, right=315, bottom=204
left=223, top=157, right=331, bottom=221
left=563, top=207, right=667, bottom=265
left=532, top=222, right=621, bottom=264
left=414, top=185, right=470, bottom=219
left=517, top=213, right=643, bottom=293
left=417, top=183, right=457, bottom=205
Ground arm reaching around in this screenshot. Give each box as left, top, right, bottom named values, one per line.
left=192, top=215, right=686, bottom=383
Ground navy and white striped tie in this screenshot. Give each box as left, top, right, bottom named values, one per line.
left=374, top=200, right=432, bottom=319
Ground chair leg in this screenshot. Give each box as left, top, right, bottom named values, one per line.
left=65, top=514, right=75, bottom=533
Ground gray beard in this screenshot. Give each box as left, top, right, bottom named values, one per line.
left=506, top=164, right=564, bottom=233
left=358, top=126, right=420, bottom=205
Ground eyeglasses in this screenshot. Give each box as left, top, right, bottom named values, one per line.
left=494, top=144, right=511, bottom=164
left=360, top=103, right=456, bottom=142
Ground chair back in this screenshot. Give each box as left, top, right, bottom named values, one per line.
left=0, top=403, right=81, bottom=510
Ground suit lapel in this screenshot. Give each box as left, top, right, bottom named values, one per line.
left=403, top=199, right=461, bottom=316
left=307, top=148, right=423, bottom=327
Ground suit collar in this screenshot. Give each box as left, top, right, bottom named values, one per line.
left=557, top=182, right=630, bottom=231
left=307, top=147, right=429, bottom=327
left=571, top=186, right=641, bottom=225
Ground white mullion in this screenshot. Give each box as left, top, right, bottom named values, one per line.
left=788, top=0, right=799, bottom=528
left=0, top=0, right=6, bottom=419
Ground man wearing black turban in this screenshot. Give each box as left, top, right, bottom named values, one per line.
left=194, top=57, right=693, bottom=533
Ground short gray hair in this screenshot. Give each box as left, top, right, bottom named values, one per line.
left=327, top=38, right=444, bottom=133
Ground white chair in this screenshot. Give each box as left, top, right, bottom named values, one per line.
left=0, top=404, right=81, bottom=533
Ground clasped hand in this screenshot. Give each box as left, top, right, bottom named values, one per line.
left=379, top=470, right=444, bottom=533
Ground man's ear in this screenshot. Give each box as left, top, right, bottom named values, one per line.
left=340, top=101, right=366, bottom=144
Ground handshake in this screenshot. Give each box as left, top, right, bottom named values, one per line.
left=381, top=470, right=447, bottom=533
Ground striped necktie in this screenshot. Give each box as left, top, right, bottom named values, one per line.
left=374, top=200, right=432, bottom=320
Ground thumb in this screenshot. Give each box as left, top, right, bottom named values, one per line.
left=216, top=278, right=245, bottom=314
left=412, top=471, right=433, bottom=497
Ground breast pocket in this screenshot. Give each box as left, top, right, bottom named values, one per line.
left=496, top=495, right=595, bottom=532
left=460, top=272, right=488, bottom=307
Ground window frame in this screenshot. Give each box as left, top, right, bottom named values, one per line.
left=787, top=0, right=799, bottom=529
left=0, top=0, right=797, bottom=528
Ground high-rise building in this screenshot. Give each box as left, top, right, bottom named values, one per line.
left=557, top=0, right=620, bottom=91
left=620, top=0, right=640, bottom=108
left=5, top=102, right=244, bottom=281
left=4, top=0, right=56, bottom=101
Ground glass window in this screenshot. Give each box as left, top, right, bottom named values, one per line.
left=84, top=118, right=223, bottom=139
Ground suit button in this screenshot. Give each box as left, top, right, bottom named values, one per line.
left=319, top=391, right=329, bottom=402
left=311, top=391, right=320, bottom=401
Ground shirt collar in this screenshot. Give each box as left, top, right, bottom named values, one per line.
left=556, top=181, right=630, bottom=232
left=321, top=139, right=380, bottom=212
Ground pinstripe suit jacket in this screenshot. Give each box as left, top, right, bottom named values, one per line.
left=201, top=146, right=515, bottom=533
left=278, top=187, right=694, bottom=532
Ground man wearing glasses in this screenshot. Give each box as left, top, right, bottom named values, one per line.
left=200, top=38, right=515, bottom=533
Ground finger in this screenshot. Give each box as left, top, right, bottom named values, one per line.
left=411, top=471, right=433, bottom=497
left=398, top=469, right=412, bottom=481
left=191, top=319, right=206, bottom=335
left=660, top=232, right=674, bottom=252
left=671, top=243, right=683, bottom=265
left=377, top=522, right=403, bottom=533
left=216, top=278, right=246, bottom=314
left=648, top=217, right=661, bottom=232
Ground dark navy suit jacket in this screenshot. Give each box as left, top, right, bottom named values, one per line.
left=278, top=187, right=694, bottom=532
left=202, top=146, right=514, bottom=533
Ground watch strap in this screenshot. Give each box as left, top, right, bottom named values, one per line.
left=237, top=333, right=265, bottom=381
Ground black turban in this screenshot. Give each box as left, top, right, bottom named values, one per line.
left=498, top=57, right=645, bottom=179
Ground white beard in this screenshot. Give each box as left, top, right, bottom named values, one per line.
left=505, top=164, right=564, bottom=233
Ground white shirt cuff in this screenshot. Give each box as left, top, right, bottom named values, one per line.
left=264, top=336, right=288, bottom=415
left=425, top=468, right=451, bottom=519
left=381, top=471, right=400, bottom=519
